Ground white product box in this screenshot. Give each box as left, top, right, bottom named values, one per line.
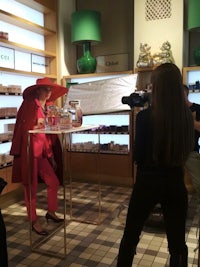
left=96, top=53, right=129, bottom=73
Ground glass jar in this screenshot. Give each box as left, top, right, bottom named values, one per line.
left=46, top=105, right=60, bottom=130
left=59, top=107, right=72, bottom=129
left=69, top=100, right=83, bottom=127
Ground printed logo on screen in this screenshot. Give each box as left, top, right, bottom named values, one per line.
left=145, top=0, right=171, bottom=21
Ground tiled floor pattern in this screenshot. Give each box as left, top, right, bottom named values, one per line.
left=1, top=182, right=199, bottom=267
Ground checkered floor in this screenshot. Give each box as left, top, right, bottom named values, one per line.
left=1, top=182, right=199, bottom=267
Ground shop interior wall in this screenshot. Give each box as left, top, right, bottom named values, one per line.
left=57, top=0, right=76, bottom=78
left=58, top=0, right=133, bottom=77
left=58, top=0, right=200, bottom=77
left=134, top=0, right=184, bottom=70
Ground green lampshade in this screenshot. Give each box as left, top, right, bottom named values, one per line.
left=188, top=0, right=200, bottom=31
left=71, top=10, right=101, bottom=44
left=71, top=10, right=101, bottom=74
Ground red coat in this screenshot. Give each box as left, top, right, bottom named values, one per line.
left=10, top=99, right=63, bottom=185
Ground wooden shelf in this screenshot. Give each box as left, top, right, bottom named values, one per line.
left=0, top=10, right=56, bottom=36
left=0, top=39, right=56, bottom=57
left=0, top=67, right=57, bottom=79
left=0, top=92, right=22, bottom=96
left=0, top=116, right=16, bottom=120
left=16, top=0, right=57, bottom=13
left=63, top=70, right=133, bottom=80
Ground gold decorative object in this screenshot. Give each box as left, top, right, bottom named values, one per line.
left=136, top=43, right=153, bottom=68
left=152, top=41, right=174, bottom=65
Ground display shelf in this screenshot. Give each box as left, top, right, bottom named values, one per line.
left=0, top=67, right=57, bottom=79
left=0, top=92, right=22, bottom=96
left=63, top=70, right=133, bottom=87
left=0, top=1, right=58, bottom=79
left=0, top=39, right=56, bottom=57
left=0, top=10, right=56, bottom=36
left=70, top=112, right=130, bottom=154
left=0, top=161, right=12, bottom=169
left=0, top=140, right=12, bottom=145
left=0, top=116, right=16, bottom=119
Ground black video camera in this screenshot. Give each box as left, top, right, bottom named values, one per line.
left=121, top=91, right=151, bottom=109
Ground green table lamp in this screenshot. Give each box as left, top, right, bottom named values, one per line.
left=188, top=0, right=200, bottom=65
left=71, top=10, right=101, bottom=74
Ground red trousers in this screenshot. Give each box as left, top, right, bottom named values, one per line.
left=24, top=157, right=59, bottom=222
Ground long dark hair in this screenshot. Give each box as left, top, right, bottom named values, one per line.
left=151, top=63, right=194, bottom=166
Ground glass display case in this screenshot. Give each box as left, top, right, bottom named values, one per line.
left=62, top=72, right=136, bottom=187
left=71, top=112, right=130, bottom=154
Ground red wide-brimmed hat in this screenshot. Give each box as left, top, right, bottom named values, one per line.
left=23, top=77, right=68, bottom=102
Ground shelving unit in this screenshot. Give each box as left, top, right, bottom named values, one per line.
left=0, top=0, right=58, bottom=195
left=0, top=1, right=58, bottom=79
left=62, top=72, right=135, bottom=187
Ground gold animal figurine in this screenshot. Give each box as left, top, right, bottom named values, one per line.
left=136, top=43, right=153, bottom=68
left=153, top=41, right=174, bottom=65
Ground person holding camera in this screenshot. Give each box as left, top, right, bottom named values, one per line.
left=116, top=63, right=194, bottom=267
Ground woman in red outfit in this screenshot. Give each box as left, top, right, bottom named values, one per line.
left=10, top=78, right=68, bottom=235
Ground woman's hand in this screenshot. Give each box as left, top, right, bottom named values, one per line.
left=33, top=118, right=45, bottom=129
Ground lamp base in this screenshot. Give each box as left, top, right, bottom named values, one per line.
left=77, top=42, right=97, bottom=74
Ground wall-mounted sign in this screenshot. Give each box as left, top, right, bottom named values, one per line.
left=0, top=46, right=14, bottom=69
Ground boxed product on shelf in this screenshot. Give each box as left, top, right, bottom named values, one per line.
left=0, top=108, right=6, bottom=117
left=7, top=85, right=22, bottom=94
left=4, top=123, right=15, bottom=132
left=5, top=154, right=13, bottom=164
left=8, top=107, right=17, bottom=116
left=0, top=154, right=6, bottom=165
left=0, top=131, right=13, bottom=141
left=71, top=142, right=98, bottom=152
left=0, top=107, right=17, bottom=117
left=0, top=133, right=9, bottom=142
left=0, top=153, right=13, bottom=166
left=0, top=84, right=22, bottom=94
left=0, top=31, right=8, bottom=40
left=0, top=84, right=8, bottom=93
